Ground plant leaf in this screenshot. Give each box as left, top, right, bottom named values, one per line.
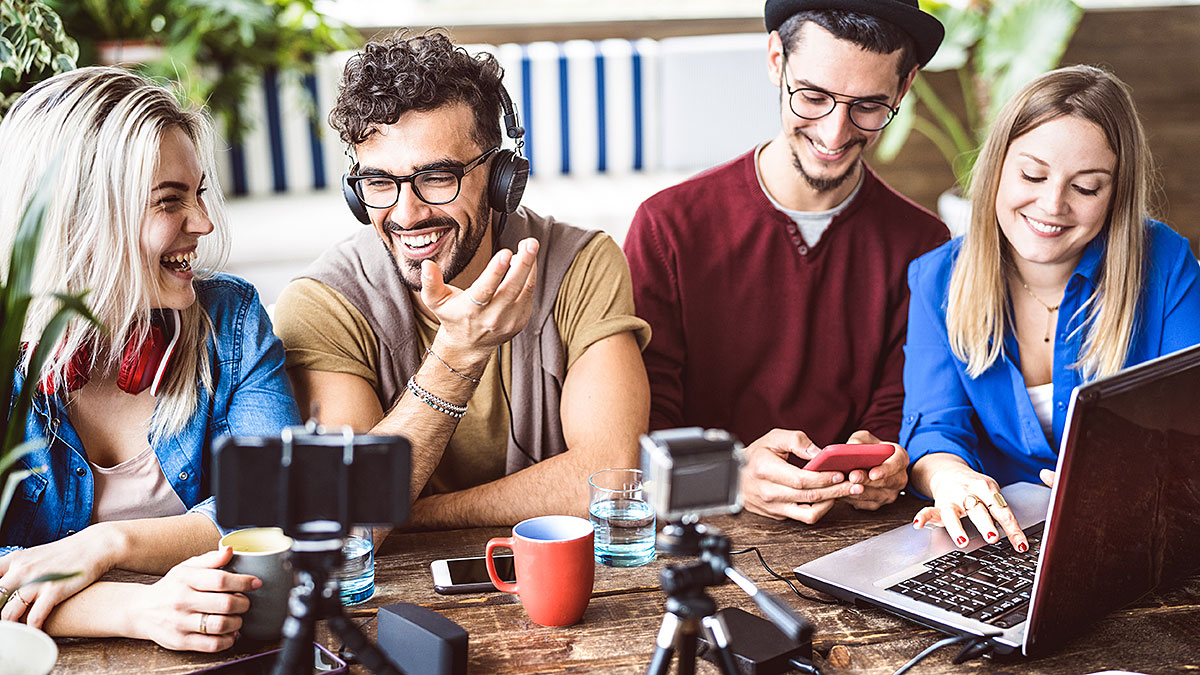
left=0, top=438, right=43, bottom=476
left=976, top=0, right=1082, bottom=125
left=5, top=290, right=101, bottom=452
left=920, top=1, right=986, bottom=72
left=0, top=570, right=80, bottom=608
left=874, top=92, right=918, bottom=162
left=0, top=464, right=39, bottom=532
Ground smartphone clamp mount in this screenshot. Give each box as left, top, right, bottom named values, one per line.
left=266, top=426, right=406, bottom=675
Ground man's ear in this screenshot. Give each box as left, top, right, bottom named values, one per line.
left=896, top=66, right=919, bottom=103
left=766, top=31, right=786, bottom=87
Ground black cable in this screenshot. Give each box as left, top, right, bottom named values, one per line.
left=789, top=658, right=822, bottom=675
left=497, top=342, right=539, bottom=466
left=730, top=547, right=839, bottom=605
left=892, top=634, right=996, bottom=675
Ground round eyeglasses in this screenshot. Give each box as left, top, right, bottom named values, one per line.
left=348, top=147, right=498, bottom=208
left=781, top=54, right=899, bottom=132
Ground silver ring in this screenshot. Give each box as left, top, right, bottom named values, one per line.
left=467, top=293, right=489, bottom=307
left=199, top=612, right=210, bottom=635
left=0, top=586, right=9, bottom=603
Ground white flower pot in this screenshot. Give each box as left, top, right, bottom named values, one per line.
left=0, top=621, right=57, bottom=675
left=937, top=189, right=971, bottom=239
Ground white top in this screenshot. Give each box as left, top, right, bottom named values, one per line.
left=1026, top=382, right=1056, bottom=443
left=90, top=445, right=187, bottom=523
left=753, top=143, right=863, bottom=248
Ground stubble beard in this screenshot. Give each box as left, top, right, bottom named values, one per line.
left=790, top=130, right=865, bottom=194
left=384, top=201, right=493, bottom=292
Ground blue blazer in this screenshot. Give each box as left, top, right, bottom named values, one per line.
left=900, top=220, right=1200, bottom=488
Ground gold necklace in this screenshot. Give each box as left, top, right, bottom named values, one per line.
left=1018, top=280, right=1061, bottom=343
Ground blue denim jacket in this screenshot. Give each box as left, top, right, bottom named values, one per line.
left=1, top=274, right=300, bottom=551
left=900, top=220, right=1200, bottom=488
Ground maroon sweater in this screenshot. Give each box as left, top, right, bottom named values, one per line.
left=624, top=151, right=947, bottom=447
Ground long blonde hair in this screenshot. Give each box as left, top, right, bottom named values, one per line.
left=947, top=65, right=1151, bottom=379
left=0, top=66, right=231, bottom=442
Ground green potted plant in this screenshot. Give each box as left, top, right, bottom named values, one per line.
left=51, top=0, right=355, bottom=143
left=1, top=169, right=98, bottom=674
left=0, top=0, right=78, bottom=119
left=874, top=0, right=1083, bottom=235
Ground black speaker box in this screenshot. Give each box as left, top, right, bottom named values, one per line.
left=377, top=602, right=468, bottom=675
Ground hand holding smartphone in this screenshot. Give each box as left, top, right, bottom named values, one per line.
left=802, top=443, right=893, bottom=473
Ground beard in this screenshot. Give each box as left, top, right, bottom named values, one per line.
left=790, top=130, right=866, bottom=194
left=383, top=200, right=493, bottom=292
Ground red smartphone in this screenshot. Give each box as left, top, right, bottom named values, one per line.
left=802, top=443, right=894, bottom=473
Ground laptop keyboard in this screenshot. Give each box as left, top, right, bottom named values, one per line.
left=886, top=522, right=1044, bottom=629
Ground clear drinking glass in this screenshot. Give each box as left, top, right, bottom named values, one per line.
left=588, top=468, right=656, bottom=567
left=336, top=526, right=375, bottom=605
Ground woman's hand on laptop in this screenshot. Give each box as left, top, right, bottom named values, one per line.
left=739, top=428, right=862, bottom=524
left=910, top=454, right=1029, bottom=553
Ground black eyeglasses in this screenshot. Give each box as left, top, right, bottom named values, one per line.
left=348, top=147, right=498, bottom=208
left=780, top=53, right=899, bottom=132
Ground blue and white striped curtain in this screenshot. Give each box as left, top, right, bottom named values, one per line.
left=215, top=34, right=776, bottom=198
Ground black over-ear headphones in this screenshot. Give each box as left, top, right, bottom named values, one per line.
left=341, top=85, right=529, bottom=229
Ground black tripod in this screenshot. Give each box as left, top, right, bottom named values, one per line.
left=270, top=521, right=403, bottom=675
left=647, top=520, right=811, bottom=675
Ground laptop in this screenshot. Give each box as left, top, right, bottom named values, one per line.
left=793, top=342, right=1200, bottom=657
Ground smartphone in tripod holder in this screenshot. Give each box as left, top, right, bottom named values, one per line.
left=214, top=424, right=412, bottom=675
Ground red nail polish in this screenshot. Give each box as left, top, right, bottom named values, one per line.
left=987, top=531, right=997, bottom=540
left=1017, top=542, right=1028, bottom=553
left=956, top=536, right=968, bottom=546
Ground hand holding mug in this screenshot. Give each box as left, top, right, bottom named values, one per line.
left=219, top=527, right=293, bottom=641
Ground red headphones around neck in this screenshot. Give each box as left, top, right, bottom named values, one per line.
left=40, top=309, right=181, bottom=396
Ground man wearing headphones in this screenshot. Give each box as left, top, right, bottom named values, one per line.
left=624, top=1, right=949, bottom=524
left=273, top=33, right=650, bottom=529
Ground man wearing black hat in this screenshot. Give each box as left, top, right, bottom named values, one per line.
left=624, top=1, right=949, bottom=523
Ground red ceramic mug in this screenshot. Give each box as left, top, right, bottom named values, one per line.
left=486, top=515, right=595, bottom=627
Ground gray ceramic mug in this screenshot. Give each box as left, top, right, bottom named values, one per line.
left=219, top=527, right=293, bottom=641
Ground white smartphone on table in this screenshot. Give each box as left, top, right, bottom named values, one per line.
left=430, top=554, right=516, bottom=594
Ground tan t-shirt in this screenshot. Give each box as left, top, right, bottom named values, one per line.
left=275, top=233, right=650, bottom=493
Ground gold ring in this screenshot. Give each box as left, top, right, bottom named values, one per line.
left=199, top=612, right=210, bottom=635
left=990, top=492, right=1008, bottom=509
left=962, top=494, right=983, bottom=511
left=0, top=586, right=9, bottom=603
left=11, top=589, right=27, bottom=605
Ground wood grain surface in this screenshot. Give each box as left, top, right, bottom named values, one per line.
left=52, top=494, right=1200, bottom=673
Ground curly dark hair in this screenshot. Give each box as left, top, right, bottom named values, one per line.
left=330, top=31, right=504, bottom=151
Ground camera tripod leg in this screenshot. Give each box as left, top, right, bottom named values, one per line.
left=647, top=613, right=681, bottom=675
left=700, top=613, right=739, bottom=675
left=272, top=572, right=320, bottom=675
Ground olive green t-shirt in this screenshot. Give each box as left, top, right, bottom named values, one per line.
left=274, top=233, right=650, bottom=493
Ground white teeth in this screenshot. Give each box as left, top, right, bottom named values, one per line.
left=160, top=250, right=198, bottom=264
left=1025, top=215, right=1064, bottom=234
left=400, top=230, right=444, bottom=249
left=811, top=139, right=844, bottom=155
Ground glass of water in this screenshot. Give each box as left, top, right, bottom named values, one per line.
left=588, top=468, right=656, bottom=567
left=336, top=526, right=375, bottom=605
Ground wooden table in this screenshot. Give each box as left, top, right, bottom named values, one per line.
left=53, top=496, right=1200, bottom=673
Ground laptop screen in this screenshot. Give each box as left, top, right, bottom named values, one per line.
left=1026, top=343, right=1200, bottom=655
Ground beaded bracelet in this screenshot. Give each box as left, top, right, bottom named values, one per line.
left=425, top=347, right=481, bottom=384
left=407, top=375, right=467, bottom=419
